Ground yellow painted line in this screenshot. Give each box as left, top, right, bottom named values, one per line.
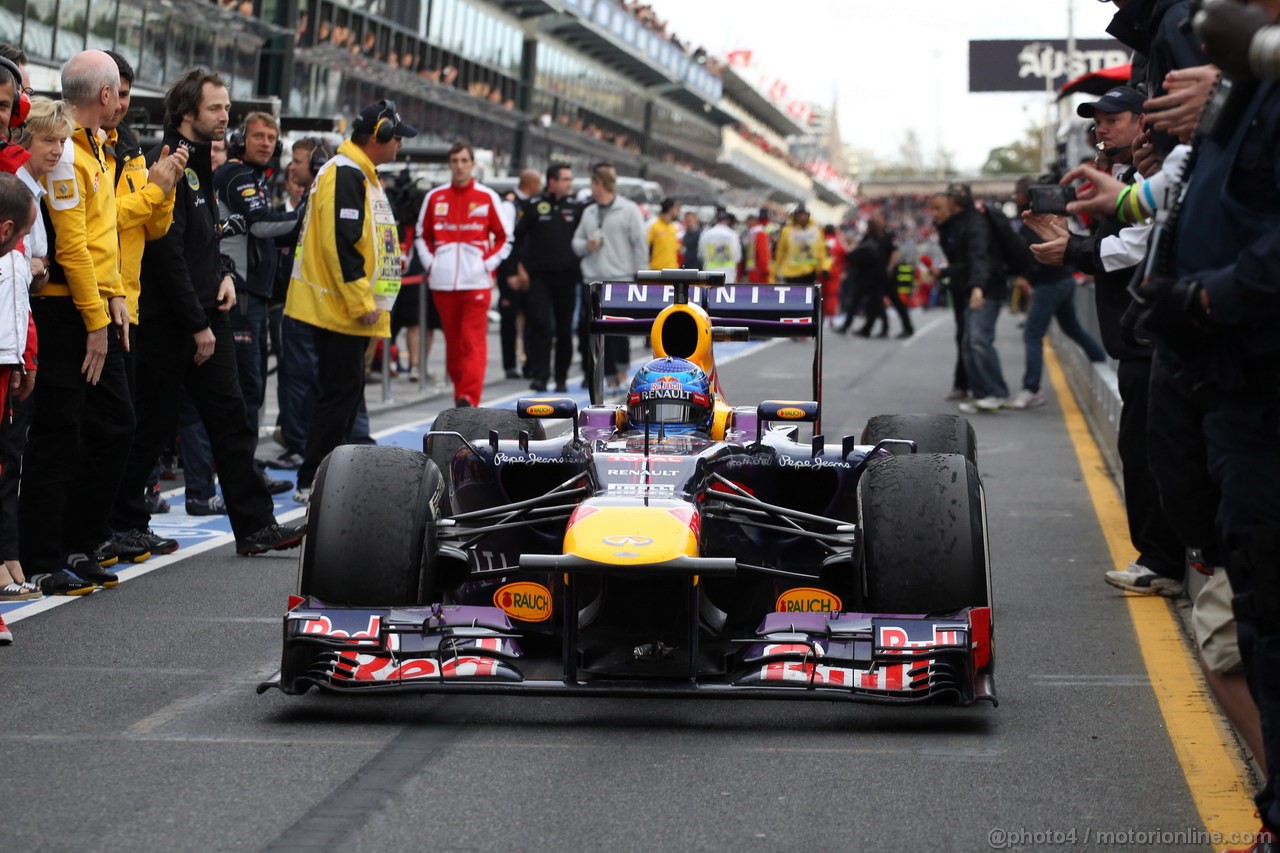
left=1045, top=344, right=1257, bottom=850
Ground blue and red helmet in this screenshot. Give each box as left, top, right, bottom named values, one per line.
left=627, top=357, right=713, bottom=434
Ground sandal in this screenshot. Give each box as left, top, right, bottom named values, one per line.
left=0, top=581, right=41, bottom=601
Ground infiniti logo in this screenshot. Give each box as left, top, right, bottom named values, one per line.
left=602, top=535, right=653, bottom=547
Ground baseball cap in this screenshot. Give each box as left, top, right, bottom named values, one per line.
left=352, top=100, right=419, bottom=139
left=1076, top=86, right=1145, bottom=118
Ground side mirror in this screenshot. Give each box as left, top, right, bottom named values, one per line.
left=755, top=400, right=820, bottom=445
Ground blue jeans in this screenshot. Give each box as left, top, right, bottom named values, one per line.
left=962, top=297, right=1009, bottom=400
left=179, top=392, right=216, bottom=501
left=278, top=316, right=370, bottom=456
left=1022, top=278, right=1107, bottom=393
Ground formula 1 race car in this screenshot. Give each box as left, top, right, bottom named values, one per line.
left=259, top=270, right=995, bottom=706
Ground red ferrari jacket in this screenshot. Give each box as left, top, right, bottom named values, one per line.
left=414, top=179, right=511, bottom=291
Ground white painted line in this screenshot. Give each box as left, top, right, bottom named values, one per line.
left=899, top=313, right=949, bottom=348
left=3, top=505, right=307, bottom=626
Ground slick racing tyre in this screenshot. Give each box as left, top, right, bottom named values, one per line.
left=299, top=445, right=443, bottom=607
left=861, top=413, right=978, bottom=465
left=429, top=407, right=546, bottom=515
left=857, top=452, right=990, bottom=614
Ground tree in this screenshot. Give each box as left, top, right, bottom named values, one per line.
left=866, top=129, right=959, bottom=178
left=982, top=121, right=1049, bottom=175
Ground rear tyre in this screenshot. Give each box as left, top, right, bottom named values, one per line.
left=429, top=407, right=546, bottom=514
left=299, top=445, right=443, bottom=607
left=861, top=413, right=977, bottom=465
left=858, top=452, right=989, bottom=614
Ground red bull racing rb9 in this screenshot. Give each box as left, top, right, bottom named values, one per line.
left=259, top=270, right=996, bottom=706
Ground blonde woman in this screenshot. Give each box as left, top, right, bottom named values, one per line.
left=0, top=96, right=73, bottom=602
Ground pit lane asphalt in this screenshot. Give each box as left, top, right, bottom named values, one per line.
left=2, top=311, right=1219, bottom=852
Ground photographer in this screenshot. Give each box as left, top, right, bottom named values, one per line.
left=1025, top=88, right=1189, bottom=597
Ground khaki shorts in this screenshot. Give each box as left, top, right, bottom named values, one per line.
left=1192, top=569, right=1243, bottom=675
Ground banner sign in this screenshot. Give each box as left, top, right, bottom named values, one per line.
left=969, top=40, right=1131, bottom=92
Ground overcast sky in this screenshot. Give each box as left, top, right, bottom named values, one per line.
left=643, top=0, right=1123, bottom=173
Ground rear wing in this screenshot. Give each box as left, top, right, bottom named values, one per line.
left=586, top=269, right=823, bottom=413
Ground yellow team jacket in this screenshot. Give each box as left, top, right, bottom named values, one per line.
left=105, top=128, right=175, bottom=324
left=772, top=223, right=828, bottom=280
left=284, top=139, right=393, bottom=338
left=647, top=218, right=679, bottom=269
left=41, top=125, right=123, bottom=332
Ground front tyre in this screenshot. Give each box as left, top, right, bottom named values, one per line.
left=298, top=445, right=443, bottom=607
left=857, top=452, right=989, bottom=614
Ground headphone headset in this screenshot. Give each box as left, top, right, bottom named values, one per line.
left=370, top=100, right=399, bottom=144
left=306, top=137, right=332, bottom=177
left=226, top=118, right=284, bottom=163
left=0, top=56, right=30, bottom=129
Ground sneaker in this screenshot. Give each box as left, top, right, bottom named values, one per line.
left=554, top=382, right=568, bottom=393
left=187, top=495, right=227, bottom=516
left=120, top=528, right=179, bottom=557
left=293, top=487, right=311, bottom=504
left=265, top=452, right=303, bottom=471
left=67, top=553, right=119, bottom=589
left=96, top=532, right=152, bottom=565
left=262, top=473, right=293, bottom=495
left=456, top=398, right=473, bottom=408
left=0, top=613, right=10, bottom=644
left=504, top=368, right=521, bottom=380
left=1008, top=389, right=1046, bottom=409
left=236, top=522, right=306, bottom=556
left=145, top=486, right=171, bottom=515
left=959, top=397, right=1003, bottom=414
left=91, top=545, right=120, bottom=568
left=944, top=388, right=970, bottom=402
left=1105, top=561, right=1184, bottom=597
left=530, top=379, right=548, bottom=392
left=33, top=569, right=96, bottom=596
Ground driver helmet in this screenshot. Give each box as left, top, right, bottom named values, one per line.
left=627, top=357, right=713, bottom=435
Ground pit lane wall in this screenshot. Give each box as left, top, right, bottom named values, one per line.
left=1048, top=281, right=1121, bottom=478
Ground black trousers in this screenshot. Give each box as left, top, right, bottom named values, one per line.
left=856, top=283, right=888, bottom=336
left=1146, top=348, right=1219, bottom=569
left=297, top=324, right=369, bottom=490
left=526, top=271, right=578, bottom=385
left=949, top=285, right=969, bottom=393
left=111, top=310, right=274, bottom=542
left=886, top=287, right=914, bottom=334
left=496, top=277, right=527, bottom=373
left=19, top=297, right=135, bottom=571
left=1116, top=357, right=1186, bottom=578
left=0, top=393, right=32, bottom=560
left=1198, top=367, right=1280, bottom=834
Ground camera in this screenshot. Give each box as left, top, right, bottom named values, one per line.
left=1028, top=184, right=1077, bottom=215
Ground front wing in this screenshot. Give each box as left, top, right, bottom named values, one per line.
left=258, top=601, right=996, bottom=706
